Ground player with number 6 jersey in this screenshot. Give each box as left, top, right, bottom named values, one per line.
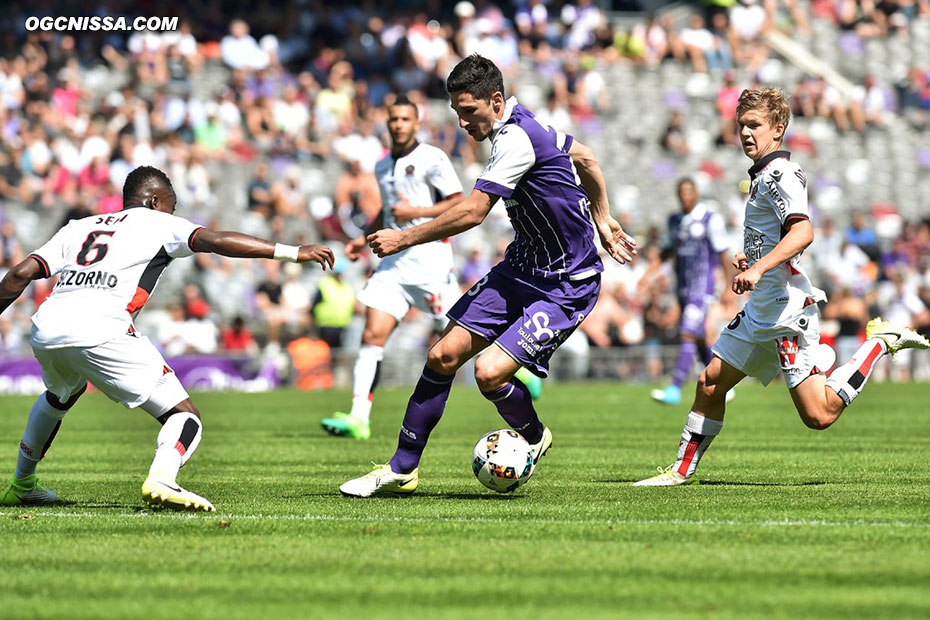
left=339, top=55, right=638, bottom=497
left=320, top=94, right=464, bottom=441
left=0, top=166, right=334, bottom=511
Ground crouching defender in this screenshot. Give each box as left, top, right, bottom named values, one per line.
left=634, top=89, right=928, bottom=486
left=0, top=166, right=334, bottom=510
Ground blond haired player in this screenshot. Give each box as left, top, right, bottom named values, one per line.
left=634, top=88, right=928, bottom=486
left=0, top=166, right=334, bottom=510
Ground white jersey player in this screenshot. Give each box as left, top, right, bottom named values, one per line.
left=635, top=88, right=928, bottom=487
left=0, top=166, right=334, bottom=510
left=320, top=94, right=465, bottom=440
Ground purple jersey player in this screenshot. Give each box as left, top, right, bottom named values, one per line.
left=340, top=54, right=637, bottom=497
left=650, top=178, right=731, bottom=405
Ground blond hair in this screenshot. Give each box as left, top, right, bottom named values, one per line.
left=736, top=88, right=791, bottom=131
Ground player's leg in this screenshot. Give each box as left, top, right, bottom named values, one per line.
left=635, top=356, right=745, bottom=486
left=2, top=347, right=88, bottom=506
left=141, top=397, right=214, bottom=512
left=802, top=317, right=929, bottom=425
left=653, top=299, right=706, bottom=405
left=474, top=344, right=549, bottom=452
left=321, top=306, right=397, bottom=439
left=75, top=332, right=215, bottom=511
left=339, top=323, right=490, bottom=497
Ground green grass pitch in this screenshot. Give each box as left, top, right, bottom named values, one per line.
left=1, top=382, right=929, bottom=619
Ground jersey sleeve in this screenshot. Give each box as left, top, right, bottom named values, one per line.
left=707, top=211, right=730, bottom=253
left=29, top=223, right=72, bottom=278
left=163, top=215, right=205, bottom=258
left=474, top=125, right=536, bottom=199
left=766, top=163, right=809, bottom=226
left=427, top=150, right=464, bottom=199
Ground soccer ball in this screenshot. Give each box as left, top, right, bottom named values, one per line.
left=472, top=429, right=534, bottom=493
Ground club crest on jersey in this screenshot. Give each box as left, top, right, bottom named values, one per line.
left=776, top=335, right=800, bottom=367
left=406, top=165, right=415, bottom=176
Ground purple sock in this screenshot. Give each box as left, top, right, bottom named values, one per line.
left=388, top=366, right=454, bottom=474
left=697, top=341, right=712, bottom=366
left=672, top=341, right=698, bottom=388
left=481, top=378, right=544, bottom=444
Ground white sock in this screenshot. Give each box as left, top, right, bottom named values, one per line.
left=148, top=412, right=202, bottom=483
left=673, top=411, right=724, bottom=479
left=349, top=344, right=384, bottom=424
left=826, top=338, right=887, bottom=406
left=15, top=394, right=68, bottom=479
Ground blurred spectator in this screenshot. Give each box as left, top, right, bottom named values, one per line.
left=312, top=262, right=356, bottom=349
left=221, top=315, right=259, bottom=355
left=247, top=163, right=273, bottom=216
left=661, top=110, right=690, bottom=156
left=221, top=19, right=268, bottom=71
left=679, top=14, right=716, bottom=74
left=823, top=286, right=870, bottom=363
left=846, top=211, right=881, bottom=261
left=0, top=220, right=23, bottom=270
left=333, top=159, right=380, bottom=239
left=0, top=315, right=23, bottom=356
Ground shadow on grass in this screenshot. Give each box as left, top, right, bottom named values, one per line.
left=602, top=479, right=827, bottom=487
left=282, top=492, right=522, bottom=501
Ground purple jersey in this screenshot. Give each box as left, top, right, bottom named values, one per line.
left=664, top=203, right=729, bottom=304
left=474, top=98, right=602, bottom=282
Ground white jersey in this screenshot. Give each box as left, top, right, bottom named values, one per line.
left=743, top=151, right=826, bottom=324
left=29, top=207, right=202, bottom=349
left=375, top=142, right=463, bottom=284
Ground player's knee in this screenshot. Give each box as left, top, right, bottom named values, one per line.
left=426, top=343, right=461, bottom=374
left=696, top=370, right=723, bottom=402
left=800, top=408, right=836, bottom=431
left=473, top=360, right=507, bottom=392
left=362, top=327, right=389, bottom=347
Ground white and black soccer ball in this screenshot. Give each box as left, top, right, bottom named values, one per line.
left=472, top=429, right=534, bottom=493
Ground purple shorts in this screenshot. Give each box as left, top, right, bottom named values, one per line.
left=447, top=263, right=600, bottom=377
left=678, top=294, right=713, bottom=339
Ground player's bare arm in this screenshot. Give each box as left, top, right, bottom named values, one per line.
left=368, top=189, right=493, bottom=257
left=568, top=140, right=637, bottom=265
left=191, top=229, right=335, bottom=270
left=0, top=256, right=44, bottom=315
left=391, top=191, right=465, bottom=222
left=732, top=217, right=813, bottom=294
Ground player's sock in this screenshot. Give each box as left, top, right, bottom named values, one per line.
left=825, top=338, right=887, bottom=406
left=15, top=392, right=70, bottom=479
left=697, top=341, right=713, bottom=366
left=672, top=341, right=698, bottom=389
left=388, top=366, right=454, bottom=474
left=148, top=412, right=202, bottom=484
left=673, top=411, right=723, bottom=479
left=481, top=378, right=544, bottom=444
left=348, top=344, right=383, bottom=424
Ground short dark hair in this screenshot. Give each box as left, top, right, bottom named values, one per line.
left=122, top=165, right=173, bottom=205
left=677, top=177, right=695, bottom=191
left=389, top=93, right=418, bottom=118
left=446, top=54, right=504, bottom=101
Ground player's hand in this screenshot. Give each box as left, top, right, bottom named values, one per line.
left=732, top=265, right=761, bottom=294
left=297, top=244, right=335, bottom=270
left=391, top=193, right=418, bottom=222
left=367, top=228, right=408, bottom=257
left=732, top=252, right=749, bottom=272
left=345, top=236, right=367, bottom=261
left=597, top=217, right=637, bottom=265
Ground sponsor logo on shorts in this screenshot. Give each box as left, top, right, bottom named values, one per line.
left=776, top=335, right=800, bottom=367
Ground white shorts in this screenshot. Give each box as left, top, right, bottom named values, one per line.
left=356, top=268, right=461, bottom=323
left=32, top=332, right=189, bottom=417
left=712, top=305, right=823, bottom=388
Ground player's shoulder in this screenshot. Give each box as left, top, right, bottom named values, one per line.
left=415, top=142, right=450, bottom=161
left=754, top=152, right=804, bottom=184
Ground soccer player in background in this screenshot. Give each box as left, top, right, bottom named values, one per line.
left=650, top=177, right=733, bottom=405
left=0, top=166, right=334, bottom=510
left=319, top=94, right=465, bottom=440
left=340, top=54, right=637, bottom=497
left=634, top=88, right=929, bottom=486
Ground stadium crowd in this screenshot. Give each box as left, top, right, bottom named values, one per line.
left=0, top=0, right=928, bottom=385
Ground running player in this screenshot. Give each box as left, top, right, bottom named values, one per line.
left=634, top=88, right=928, bottom=486
left=650, top=178, right=732, bottom=405
left=0, top=166, right=334, bottom=510
left=340, top=54, right=637, bottom=497
left=320, top=94, right=464, bottom=440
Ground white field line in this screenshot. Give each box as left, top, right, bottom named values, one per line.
left=1, top=511, right=929, bottom=529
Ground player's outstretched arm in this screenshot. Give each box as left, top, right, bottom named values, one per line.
left=346, top=212, right=384, bottom=261
left=732, top=218, right=813, bottom=294
left=191, top=229, right=335, bottom=270
left=391, top=191, right=465, bottom=222
left=367, top=190, right=493, bottom=257
left=568, top=140, right=637, bottom=265
left=0, top=257, right=44, bottom=315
